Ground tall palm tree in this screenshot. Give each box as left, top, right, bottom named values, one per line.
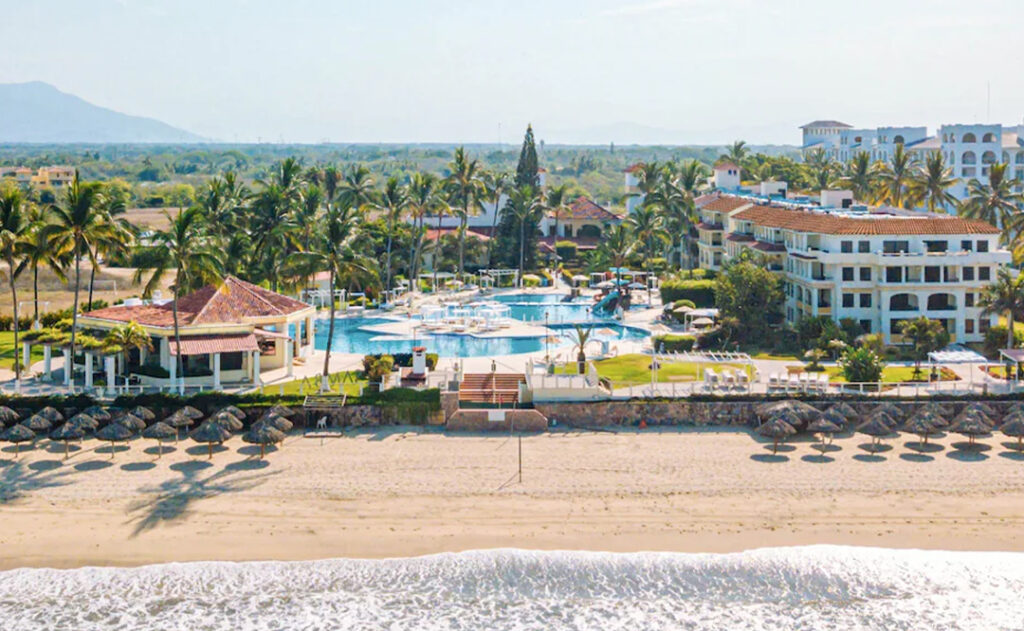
left=627, top=206, right=668, bottom=305
left=838, top=151, right=875, bottom=202
left=133, top=206, right=223, bottom=393
left=406, top=172, right=439, bottom=288
left=503, top=185, right=545, bottom=287
left=102, top=320, right=153, bottom=377
left=630, top=161, right=662, bottom=208
left=481, top=170, right=510, bottom=267
left=445, top=147, right=482, bottom=279
left=571, top=325, right=594, bottom=374
left=961, top=163, right=1024, bottom=233
left=598, top=223, right=637, bottom=295
left=874, top=144, right=914, bottom=207
left=86, top=186, right=135, bottom=310
left=719, top=141, right=748, bottom=167
left=338, top=164, right=376, bottom=211
left=544, top=183, right=571, bottom=262
left=376, top=176, right=409, bottom=299
left=805, top=148, right=836, bottom=191
left=23, top=211, right=67, bottom=328
left=45, top=171, right=113, bottom=370
left=979, top=267, right=1024, bottom=350
left=286, top=200, right=375, bottom=390
left=649, top=175, right=695, bottom=270
left=248, top=181, right=298, bottom=292
left=0, top=189, right=29, bottom=382
left=908, top=151, right=959, bottom=213
left=675, top=160, right=706, bottom=196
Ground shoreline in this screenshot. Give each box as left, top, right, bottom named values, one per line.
left=3, top=426, right=1024, bottom=571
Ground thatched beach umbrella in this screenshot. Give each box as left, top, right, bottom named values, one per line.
left=1, top=424, right=35, bottom=454
left=866, top=408, right=900, bottom=431
left=243, top=424, right=285, bottom=459
left=1000, top=418, right=1024, bottom=451
left=950, top=417, right=991, bottom=447
left=209, top=411, right=243, bottom=432
left=164, top=411, right=196, bottom=442
left=953, top=407, right=993, bottom=431
left=873, top=402, right=906, bottom=422
left=129, top=406, right=156, bottom=422
left=0, top=405, right=20, bottom=426
left=96, top=422, right=134, bottom=459
left=902, top=416, right=940, bottom=447
left=827, top=402, right=859, bottom=424
left=190, top=421, right=232, bottom=459
left=757, top=417, right=796, bottom=454
left=177, top=405, right=204, bottom=420
left=81, top=405, right=112, bottom=422
left=820, top=408, right=849, bottom=431
left=807, top=417, right=842, bottom=451
left=68, top=413, right=98, bottom=432
left=857, top=418, right=895, bottom=453
left=49, top=423, right=85, bottom=459
left=142, top=421, right=178, bottom=458
left=36, top=406, right=64, bottom=423
left=20, top=414, right=53, bottom=435
left=1001, top=409, right=1024, bottom=431
left=256, top=412, right=293, bottom=432
left=266, top=404, right=295, bottom=418
left=218, top=405, right=246, bottom=421
left=755, top=400, right=820, bottom=430
left=115, top=413, right=147, bottom=432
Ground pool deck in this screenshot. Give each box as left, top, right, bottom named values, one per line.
left=358, top=317, right=553, bottom=340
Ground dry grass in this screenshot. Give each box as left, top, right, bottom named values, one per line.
left=0, top=264, right=175, bottom=314
left=123, top=206, right=181, bottom=231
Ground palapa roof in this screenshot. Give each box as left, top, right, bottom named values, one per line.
left=732, top=204, right=999, bottom=236
left=82, top=276, right=311, bottom=328
left=142, top=421, right=178, bottom=440
left=1, top=424, right=35, bottom=442
left=558, top=197, right=621, bottom=222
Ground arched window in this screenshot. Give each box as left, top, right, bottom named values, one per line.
left=889, top=294, right=918, bottom=311
left=949, top=134, right=956, bottom=142
left=1017, top=153, right=1024, bottom=165
left=1002, top=152, right=1010, bottom=164
left=927, top=294, right=956, bottom=311
left=983, top=132, right=997, bottom=142
left=963, top=132, right=977, bottom=143
left=962, top=151, right=976, bottom=165
left=577, top=224, right=602, bottom=239
left=982, top=151, right=996, bottom=164
left=894, top=135, right=905, bottom=145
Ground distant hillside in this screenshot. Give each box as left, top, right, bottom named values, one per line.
left=0, top=82, right=205, bottom=143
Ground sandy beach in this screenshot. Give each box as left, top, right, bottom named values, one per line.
left=2, top=426, right=1024, bottom=570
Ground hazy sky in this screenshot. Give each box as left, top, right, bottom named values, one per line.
left=2, top=0, right=1023, bottom=145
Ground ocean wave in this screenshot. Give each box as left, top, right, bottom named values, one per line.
left=1, top=546, right=1022, bottom=630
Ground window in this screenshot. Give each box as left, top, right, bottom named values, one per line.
left=841, top=240, right=853, bottom=253
left=963, top=133, right=977, bottom=143
left=979, top=267, right=991, bottom=281
left=924, top=266, right=941, bottom=282
left=842, top=267, right=854, bottom=281
left=859, top=267, right=871, bottom=281
left=963, top=267, right=974, bottom=281
left=966, top=319, right=974, bottom=334
left=977, top=240, right=989, bottom=252
left=962, top=151, right=976, bottom=164
left=924, top=240, right=948, bottom=253
left=966, top=292, right=975, bottom=307
left=883, top=240, right=909, bottom=254
left=842, top=293, right=854, bottom=308
left=961, top=240, right=973, bottom=251
left=859, top=294, right=872, bottom=308
left=983, top=132, right=996, bottom=143
left=858, top=240, right=870, bottom=253
left=886, top=267, right=903, bottom=283
left=221, top=352, right=244, bottom=371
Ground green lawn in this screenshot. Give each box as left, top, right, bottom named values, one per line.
left=273, top=371, right=366, bottom=396
left=825, top=365, right=958, bottom=384
left=556, top=353, right=752, bottom=387
left=0, top=332, right=44, bottom=371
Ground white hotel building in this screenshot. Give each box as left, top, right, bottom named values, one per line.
left=801, top=120, right=1024, bottom=202
left=695, top=192, right=1009, bottom=344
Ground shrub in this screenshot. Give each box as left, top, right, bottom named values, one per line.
left=524, top=276, right=541, bottom=288
left=984, top=325, right=1024, bottom=357
left=696, top=327, right=725, bottom=350
left=672, top=299, right=696, bottom=309
left=555, top=241, right=577, bottom=261
left=0, top=315, right=11, bottom=332
left=653, top=334, right=695, bottom=352
left=839, top=346, right=884, bottom=383
left=659, top=279, right=715, bottom=306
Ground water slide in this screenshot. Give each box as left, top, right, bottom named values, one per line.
left=593, top=291, right=619, bottom=315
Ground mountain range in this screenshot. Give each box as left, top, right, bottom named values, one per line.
left=0, top=81, right=205, bottom=143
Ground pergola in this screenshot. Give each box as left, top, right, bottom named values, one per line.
left=929, top=345, right=988, bottom=388
left=480, top=268, right=520, bottom=288
left=997, top=348, right=1024, bottom=382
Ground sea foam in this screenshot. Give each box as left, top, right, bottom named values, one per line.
left=1, top=546, right=1022, bottom=630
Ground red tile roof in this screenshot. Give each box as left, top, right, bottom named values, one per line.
left=169, top=333, right=258, bottom=357
left=561, top=197, right=621, bottom=222
left=423, top=227, right=491, bottom=242
left=83, top=276, right=311, bottom=328
left=697, top=222, right=724, bottom=231
left=751, top=241, right=787, bottom=252
left=733, top=205, right=1000, bottom=236
left=700, top=196, right=752, bottom=213
left=726, top=233, right=754, bottom=242
left=715, top=162, right=740, bottom=171
left=623, top=163, right=644, bottom=174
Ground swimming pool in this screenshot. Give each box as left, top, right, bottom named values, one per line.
left=314, top=318, right=649, bottom=358
left=487, top=292, right=625, bottom=324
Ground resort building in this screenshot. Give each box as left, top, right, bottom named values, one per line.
left=76, top=276, right=316, bottom=390
left=540, top=196, right=623, bottom=256
left=0, top=165, right=75, bottom=189
left=695, top=192, right=1010, bottom=344
left=801, top=120, right=1024, bottom=204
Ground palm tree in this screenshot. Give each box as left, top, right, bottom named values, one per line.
left=838, top=151, right=876, bottom=202
left=627, top=206, right=667, bottom=305
left=0, top=189, right=29, bottom=383
left=544, top=183, right=571, bottom=262
left=480, top=170, right=510, bottom=267
left=598, top=223, right=637, bottom=294
left=979, top=267, right=1024, bottom=350
left=338, top=164, right=376, bottom=211
left=376, top=176, right=409, bottom=299
left=908, top=151, right=958, bottom=213
left=961, top=163, right=1024, bottom=233
left=406, top=172, right=439, bottom=288
left=874, top=144, right=914, bottom=207
left=629, top=161, right=662, bottom=209
left=675, top=160, right=706, bottom=196
left=86, top=186, right=135, bottom=310
left=23, top=212, right=67, bottom=328
left=45, top=171, right=114, bottom=370
left=132, top=206, right=223, bottom=393
left=719, top=141, right=748, bottom=167
left=286, top=201, right=375, bottom=391
left=570, top=325, right=594, bottom=374
left=805, top=148, right=836, bottom=191
left=502, top=186, right=545, bottom=287
left=648, top=176, right=695, bottom=269
left=103, top=320, right=153, bottom=377
left=445, top=147, right=482, bottom=279
left=248, top=181, right=298, bottom=292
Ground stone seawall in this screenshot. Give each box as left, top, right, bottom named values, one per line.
left=446, top=409, right=548, bottom=432
left=299, top=405, right=443, bottom=428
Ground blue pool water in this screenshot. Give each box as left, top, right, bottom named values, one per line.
left=314, top=293, right=649, bottom=357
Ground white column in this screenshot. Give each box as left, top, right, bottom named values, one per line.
left=22, top=342, right=30, bottom=373
left=62, top=347, right=71, bottom=386
left=169, top=353, right=177, bottom=388
left=43, top=345, right=52, bottom=379
left=253, top=351, right=261, bottom=386
left=213, top=353, right=221, bottom=390
left=285, top=339, right=294, bottom=377
left=85, top=352, right=94, bottom=389
left=105, top=356, right=115, bottom=391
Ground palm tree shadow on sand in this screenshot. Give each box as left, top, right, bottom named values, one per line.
left=0, top=459, right=75, bottom=504
left=126, top=465, right=280, bottom=537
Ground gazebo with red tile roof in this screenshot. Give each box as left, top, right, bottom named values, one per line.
left=78, top=276, right=316, bottom=391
